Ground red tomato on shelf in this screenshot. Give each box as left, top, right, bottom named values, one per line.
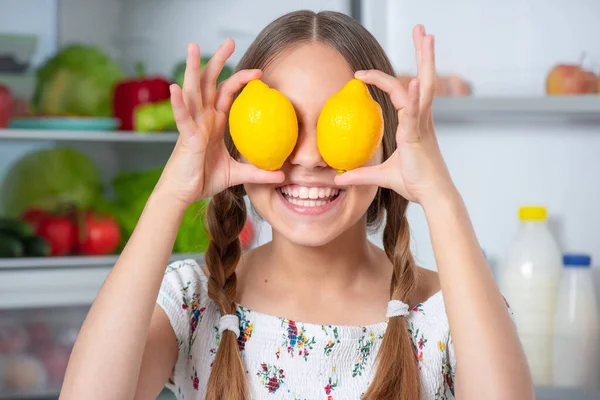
left=35, top=215, right=77, bottom=256
left=77, top=212, right=121, bottom=256
left=20, top=208, right=49, bottom=231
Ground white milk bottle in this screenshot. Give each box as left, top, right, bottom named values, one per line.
left=552, top=254, right=599, bottom=388
left=500, top=206, right=562, bottom=385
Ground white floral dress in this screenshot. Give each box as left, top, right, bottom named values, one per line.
left=157, top=259, right=512, bottom=399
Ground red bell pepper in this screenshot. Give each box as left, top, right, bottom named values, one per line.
left=113, top=63, right=170, bottom=130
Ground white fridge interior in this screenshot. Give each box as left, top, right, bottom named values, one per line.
left=1, top=0, right=600, bottom=399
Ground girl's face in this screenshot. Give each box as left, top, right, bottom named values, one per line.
left=244, top=42, right=383, bottom=247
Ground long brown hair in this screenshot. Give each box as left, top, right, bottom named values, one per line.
left=205, top=10, right=419, bottom=400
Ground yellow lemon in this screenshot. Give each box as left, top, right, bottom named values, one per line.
left=229, top=79, right=298, bottom=170
left=317, top=79, right=384, bottom=173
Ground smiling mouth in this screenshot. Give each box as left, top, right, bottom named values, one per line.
left=277, top=185, right=343, bottom=207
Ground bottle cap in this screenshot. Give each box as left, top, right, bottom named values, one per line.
left=519, top=206, right=547, bottom=221
left=563, top=253, right=591, bottom=268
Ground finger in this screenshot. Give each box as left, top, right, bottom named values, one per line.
left=200, top=38, right=236, bottom=107
left=419, top=34, right=436, bottom=109
left=170, top=84, right=200, bottom=143
left=214, top=69, right=263, bottom=113
left=413, top=24, right=425, bottom=72
left=183, top=43, right=203, bottom=118
left=333, top=163, right=391, bottom=189
left=229, top=161, right=285, bottom=187
left=398, top=79, right=421, bottom=144
left=354, top=70, right=408, bottom=110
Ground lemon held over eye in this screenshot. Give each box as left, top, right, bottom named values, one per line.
left=317, top=78, right=384, bottom=173
left=228, top=79, right=298, bottom=171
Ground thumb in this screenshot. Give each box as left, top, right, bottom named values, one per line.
left=334, top=164, right=390, bottom=188
left=230, top=161, right=285, bottom=187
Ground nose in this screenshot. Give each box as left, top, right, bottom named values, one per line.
left=288, top=125, right=328, bottom=169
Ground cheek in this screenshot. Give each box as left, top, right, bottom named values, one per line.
left=351, top=184, right=379, bottom=213
left=243, top=183, right=270, bottom=215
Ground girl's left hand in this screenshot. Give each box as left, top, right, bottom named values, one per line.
left=334, top=25, right=457, bottom=208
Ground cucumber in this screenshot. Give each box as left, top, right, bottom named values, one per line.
left=0, top=233, right=25, bottom=258
left=0, top=218, right=34, bottom=239
left=23, top=236, right=51, bottom=257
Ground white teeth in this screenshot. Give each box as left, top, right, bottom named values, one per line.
left=279, top=185, right=342, bottom=207
left=298, top=186, right=309, bottom=199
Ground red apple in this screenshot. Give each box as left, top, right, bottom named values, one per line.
left=240, top=218, right=254, bottom=250
left=546, top=64, right=597, bottom=95
left=0, top=85, right=14, bottom=128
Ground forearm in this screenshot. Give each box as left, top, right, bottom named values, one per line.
left=423, top=191, right=533, bottom=399
left=61, top=191, right=187, bottom=399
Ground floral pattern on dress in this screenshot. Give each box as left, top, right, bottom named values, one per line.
left=322, top=325, right=341, bottom=356
left=324, top=366, right=340, bottom=400
left=236, top=306, right=254, bottom=352
left=280, top=319, right=316, bottom=361
left=407, top=321, right=427, bottom=365
left=352, top=328, right=383, bottom=377
left=441, top=335, right=455, bottom=396
left=181, top=282, right=205, bottom=353
left=257, top=363, right=285, bottom=393
left=190, top=366, right=199, bottom=391
left=412, top=303, right=425, bottom=314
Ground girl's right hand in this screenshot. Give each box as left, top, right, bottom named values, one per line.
left=155, top=39, right=285, bottom=207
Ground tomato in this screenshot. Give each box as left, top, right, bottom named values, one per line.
left=240, top=218, right=254, bottom=250
left=36, top=215, right=77, bottom=256
left=20, top=208, right=49, bottom=231
left=78, top=212, right=121, bottom=256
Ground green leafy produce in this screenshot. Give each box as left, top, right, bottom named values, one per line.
left=134, top=99, right=176, bottom=132
left=95, top=168, right=209, bottom=253
left=0, top=233, right=24, bottom=258
left=0, top=148, right=103, bottom=217
left=32, top=44, right=125, bottom=116
left=172, top=57, right=234, bottom=88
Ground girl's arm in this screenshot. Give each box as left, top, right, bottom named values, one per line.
left=423, top=191, right=533, bottom=399
left=60, top=40, right=283, bottom=400
left=336, top=25, right=533, bottom=399
left=61, top=193, right=186, bottom=399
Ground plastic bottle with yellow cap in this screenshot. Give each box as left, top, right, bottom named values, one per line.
left=499, top=205, right=562, bottom=386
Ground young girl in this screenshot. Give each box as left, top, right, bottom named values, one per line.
left=61, top=10, right=533, bottom=400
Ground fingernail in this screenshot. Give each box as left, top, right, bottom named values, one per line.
left=355, top=70, right=367, bottom=78
left=421, top=25, right=426, bottom=34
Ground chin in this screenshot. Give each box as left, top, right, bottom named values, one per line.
left=245, top=182, right=378, bottom=247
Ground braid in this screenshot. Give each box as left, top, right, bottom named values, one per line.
left=363, top=189, right=420, bottom=400
left=205, top=186, right=249, bottom=400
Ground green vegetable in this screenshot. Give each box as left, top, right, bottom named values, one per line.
left=176, top=200, right=209, bottom=253
left=32, top=44, right=125, bottom=116
left=95, top=168, right=209, bottom=253
left=134, top=99, right=176, bottom=132
left=0, top=233, right=24, bottom=258
left=0, top=218, right=33, bottom=238
left=172, top=57, right=233, bottom=88
left=23, top=236, right=51, bottom=257
left=0, top=148, right=103, bottom=217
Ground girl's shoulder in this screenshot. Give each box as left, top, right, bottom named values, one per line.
left=158, top=258, right=211, bottom=320
left=163, top=257, right=209, bottom=288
